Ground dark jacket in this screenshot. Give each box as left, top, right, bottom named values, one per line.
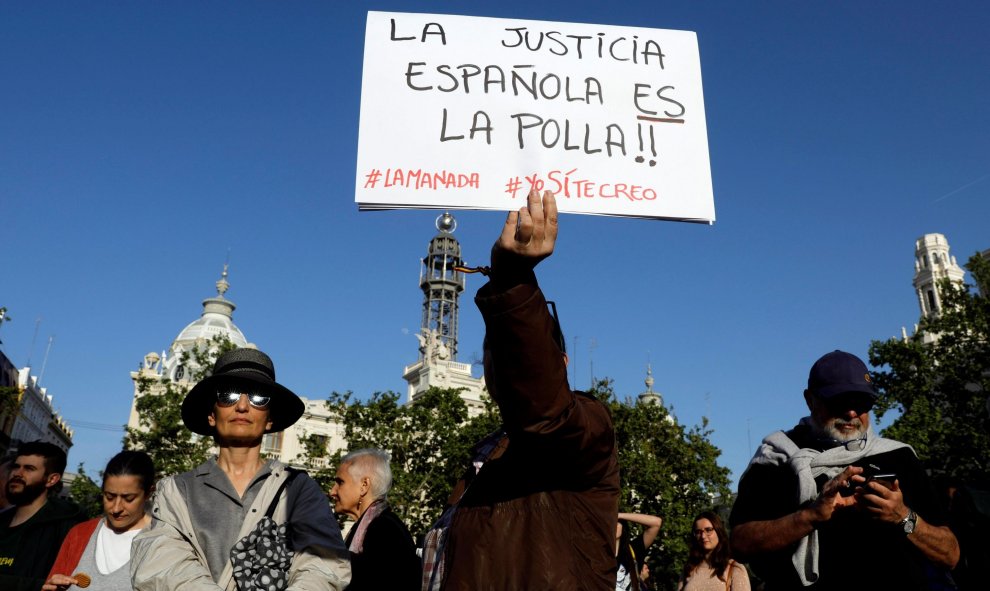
left=439, top=278, right=620, bottom=590
left=344, top=506, right=420, bottom=591
left=0, top=497, right=86, bottom=591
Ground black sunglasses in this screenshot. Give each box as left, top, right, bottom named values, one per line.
left=216, top=391, right=271, bottom=409
left=821, top=394, right=874, bottom=415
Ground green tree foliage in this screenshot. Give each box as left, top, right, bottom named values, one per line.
left=0, top=386, right=21, bottom=420
left=590, top=378, right=732, bottom=591
left=869, top=254, right=990, bottom=482
left=124, top=334, right=237, bottom=477
left=68, top=463, right=104, bottom=519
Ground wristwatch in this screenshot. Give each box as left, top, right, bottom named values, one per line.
left=899, top=509, right=918, bottom=535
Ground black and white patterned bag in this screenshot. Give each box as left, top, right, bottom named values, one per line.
left=230, top=470, right=297, bottom=591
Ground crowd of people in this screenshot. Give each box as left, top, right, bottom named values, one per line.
left=0, top=190, right=972, bottom=590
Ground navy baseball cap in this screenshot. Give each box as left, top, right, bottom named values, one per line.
left=807, top=350, right=878, bottom=399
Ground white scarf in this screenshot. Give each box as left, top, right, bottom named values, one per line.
left=743, top=418, right=912, bottom=586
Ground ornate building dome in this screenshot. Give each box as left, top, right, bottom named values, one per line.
left=127, top=265, right=254, bottom=433
left=161, top=265, right=250, bottom=382
left=172, top=265, right=248, bottom=346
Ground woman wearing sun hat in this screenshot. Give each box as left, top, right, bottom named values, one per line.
left=131, top=347, right=352, bottom=591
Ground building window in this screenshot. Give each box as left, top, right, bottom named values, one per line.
left=262, top=432, right=284, bottom=456
left=310, top=434, right=329, bottom=454
left=927, top=289, right=937, bottom=312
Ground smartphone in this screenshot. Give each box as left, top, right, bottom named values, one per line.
left=866, top=473, right=896, bottom=489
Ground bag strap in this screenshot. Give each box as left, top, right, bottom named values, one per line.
left=725, top=559, right=735, bottom=591
left=264, top=468, right=299, bottom=519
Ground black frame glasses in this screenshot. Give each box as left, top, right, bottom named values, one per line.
left=216, top=391, right=271, bottom=409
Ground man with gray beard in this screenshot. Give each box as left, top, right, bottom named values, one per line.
left=729, top=351, right=959, bottom=591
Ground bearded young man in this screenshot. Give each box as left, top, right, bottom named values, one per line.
left=0, top=441, right=84, bottom=591
left=729, top=350, right=959, bottom=591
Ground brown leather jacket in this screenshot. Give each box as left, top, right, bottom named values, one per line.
left=440, top=279, right=620, bottom=590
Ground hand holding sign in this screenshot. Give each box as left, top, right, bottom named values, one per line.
left=492, top=189, right=558, bottom=287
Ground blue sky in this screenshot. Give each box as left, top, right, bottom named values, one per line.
left=1, top=1, right=987, bottom=488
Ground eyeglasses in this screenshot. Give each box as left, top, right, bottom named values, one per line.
left=216, top=391, right=271, bottom=409
left=693, top=527, right=716, bottom=537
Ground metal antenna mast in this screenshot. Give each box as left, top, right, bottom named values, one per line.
left=39, top=335, right=55, bottom=386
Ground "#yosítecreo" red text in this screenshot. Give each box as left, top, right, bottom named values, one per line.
left=505, top=169, right=658, bottom=201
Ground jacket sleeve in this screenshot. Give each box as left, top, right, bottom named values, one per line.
left=286, top=475, right=351, bottom=591
left=130, top=478, right=223, bottom=591
left=287, top=552, right=351, bottom=591
left=47, top=519, right=100, bottom=579
left=476, top=280, right=615, bottom=481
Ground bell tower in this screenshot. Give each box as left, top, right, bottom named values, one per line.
left=417, top=212, right=466, bottom=360
left=403, top=212, right=486, bottom=412
left=913, top=233, right=965, bottom=320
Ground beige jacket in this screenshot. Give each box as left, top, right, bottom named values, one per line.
left=130, top=462, right=351, bottom=591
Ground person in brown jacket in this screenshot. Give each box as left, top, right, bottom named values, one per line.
left=421, top=189, right=621, bottom=590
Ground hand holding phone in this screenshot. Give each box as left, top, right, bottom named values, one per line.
left=866, top=473, right=896, bottom=490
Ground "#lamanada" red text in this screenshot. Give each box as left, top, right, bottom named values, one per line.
left=364, top=168, right=481, bottom=190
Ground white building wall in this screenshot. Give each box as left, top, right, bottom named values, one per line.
left=12, top=368, right=73, bottom=453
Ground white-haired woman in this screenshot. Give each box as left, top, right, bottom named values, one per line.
left=330, top=448, right=419, bottom=591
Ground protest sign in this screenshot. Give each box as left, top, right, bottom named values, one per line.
left=356, top=11, right=715, bottom=223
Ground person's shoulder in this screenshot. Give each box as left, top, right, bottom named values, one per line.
left=784, top=424, right=814, bottom=447
left=283, top=465, right=318, bottom=488
left=366, top=509, right=416, bottom=549
left=864, top=441, right=921, bottom=467
left=738, top=459, right=789, bottom=484
left=44, top=497, right=86, bottom=522
left=283, top=467, right=327, bottom=504
left=377, top=507, right=413, bottom=533
left=0, top=506, right=15, bottom=527
left=574, top=390, right=609, bottom=411
left=172, top=460, right=212, bottom=485
left=67, top=517, right=101, bottom=535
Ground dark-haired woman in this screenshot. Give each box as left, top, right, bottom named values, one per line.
left=43, top=450, right=155, bottom=591
left=615, top=512, right=662, bottom=591
left=678, top=512, right=750, bottom=591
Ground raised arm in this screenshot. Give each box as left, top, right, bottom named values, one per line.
left=618, top=512, right=663, bottom=547
left=477, top=189, right=613, bottom=479
left=478, top=188, right=569, bottom=430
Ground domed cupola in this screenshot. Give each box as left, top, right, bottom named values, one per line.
left=165, top=265, right=250, bottom=382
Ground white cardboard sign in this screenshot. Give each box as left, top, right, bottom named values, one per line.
left=356, top=11, right=715, bottom=223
